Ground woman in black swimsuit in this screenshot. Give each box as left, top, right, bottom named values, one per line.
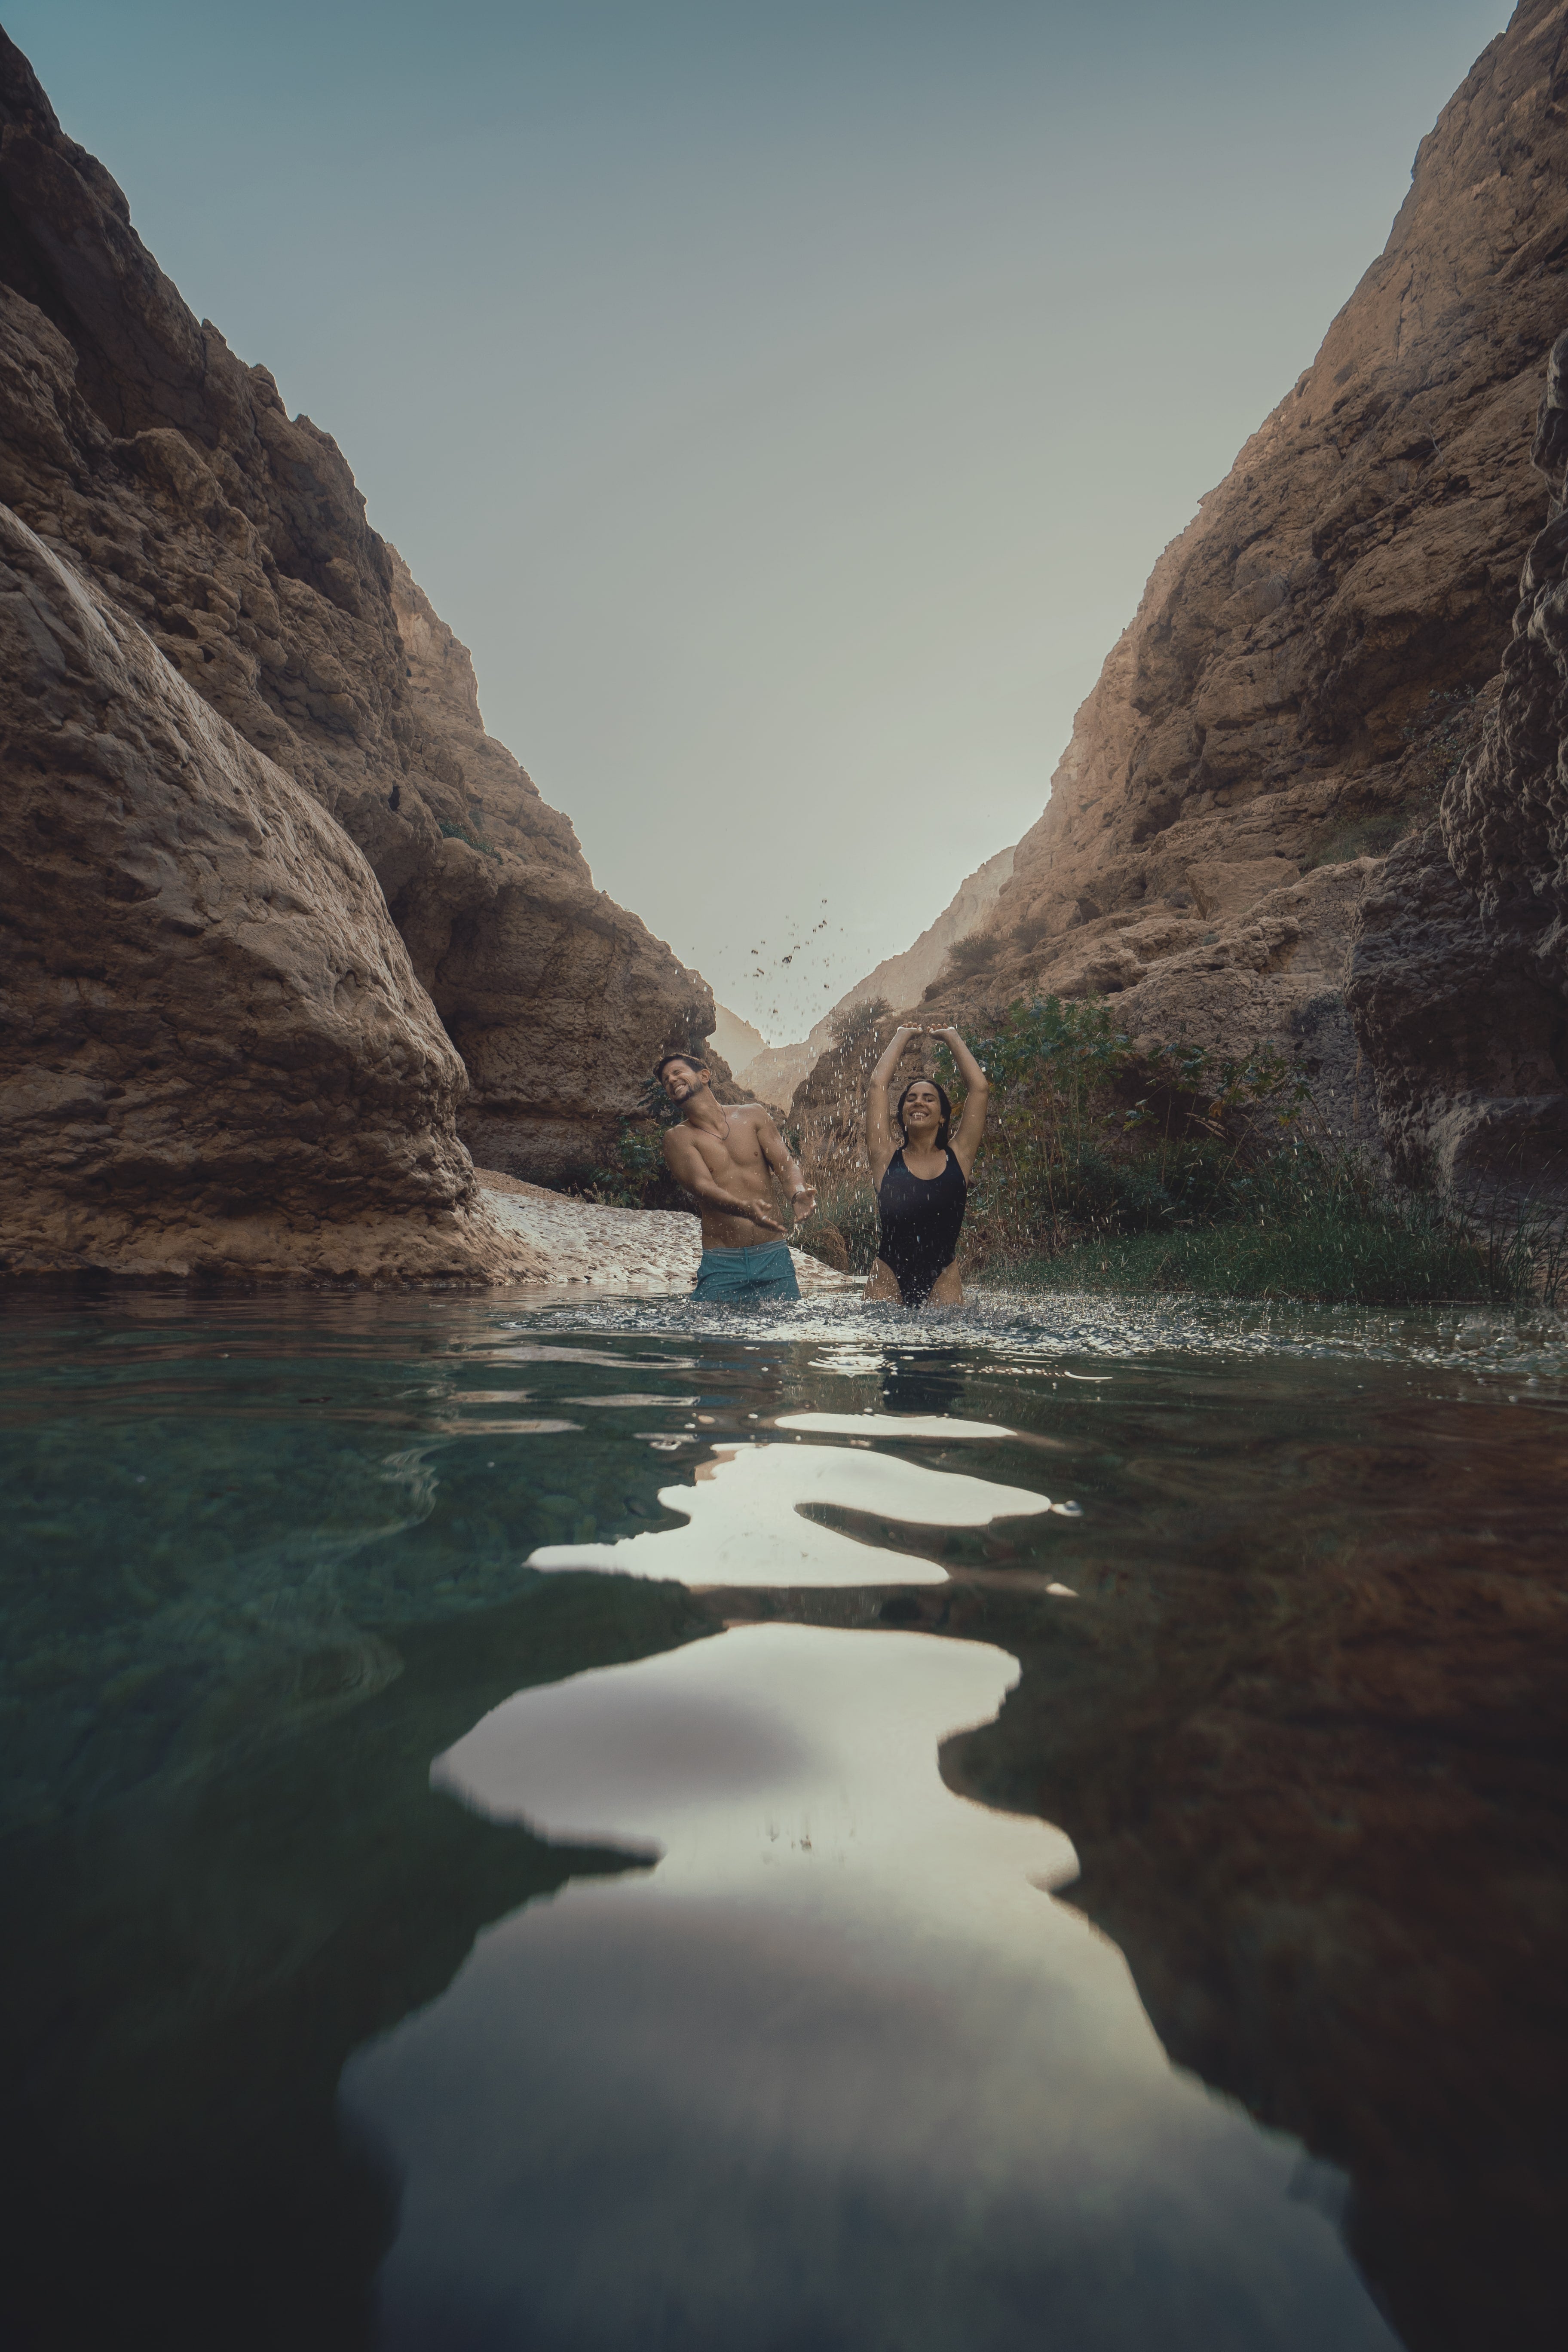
left=865, top=1023, right=989, bottom=1305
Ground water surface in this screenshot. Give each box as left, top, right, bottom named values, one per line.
left=3, top=1284, right=1564, bottom=2351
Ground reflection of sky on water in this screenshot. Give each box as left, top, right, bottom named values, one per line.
left=526, top=1434, right=1058, bottom=1586
left=4, top=1292, right=1560, bottom=2341
left=775, top=1409, right=1014, bottom=1438
left=343, top=1626, right=1397, bottom=2351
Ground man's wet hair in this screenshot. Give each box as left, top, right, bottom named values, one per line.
left=655, top=1049, right=709, bottom=1083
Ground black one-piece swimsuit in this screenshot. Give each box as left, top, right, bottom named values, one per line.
left=876, top=1147, right=968, bottom=1305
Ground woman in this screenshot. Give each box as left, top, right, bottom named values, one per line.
left=864, top=1023, right=989, bottom=1305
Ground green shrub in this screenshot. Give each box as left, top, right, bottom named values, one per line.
left=928, top=995, right=1308, bottom=1260
left=580, top=1076, right=688, bottom=1210
left=908, top=993, right=1568, bottom=1305
left=831, top=995, right=893, bottom=1049
left=438, top=818, right=500, bottom=861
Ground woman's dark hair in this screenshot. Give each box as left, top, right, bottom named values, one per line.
left=896, top=1077, right=952, bottom=1152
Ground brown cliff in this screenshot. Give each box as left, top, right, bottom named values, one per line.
left=0, top=27, right=710, bottom=1278
left=914, top=0, right=1568, bottom=1139
left=383, top=551, right=716, bottom=1176
left=1348, top=329, right=1568, bottom=1200
left=0, top=510, right=541, bottom=1279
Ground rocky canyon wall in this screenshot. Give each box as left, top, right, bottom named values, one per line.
left=0, top=30, right=710, bottom=1273
left=1348, top=327, right=1568, bottom=1202
left=888, top=0, right=1568, bottom=1176
left=0, top=510, right=540, bottom=1279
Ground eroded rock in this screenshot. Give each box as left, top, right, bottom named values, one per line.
left=0, top=28, right=710, bottom=1230
left=1348, top=313, right=1568, bottom=1205
left=0, top=509, right=541, bottom=1279
left=918, top=1, right=1568, bottom=1112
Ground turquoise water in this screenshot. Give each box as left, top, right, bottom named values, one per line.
left=3, top=1284, right=1565, bottom=2350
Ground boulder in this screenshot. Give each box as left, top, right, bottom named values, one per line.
left=0, top=508, right=541, bottom=1279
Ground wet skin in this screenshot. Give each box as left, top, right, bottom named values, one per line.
left=659, top=1060, right=815, bottom=1251
left=865, top=1024, right=989, bottom=1304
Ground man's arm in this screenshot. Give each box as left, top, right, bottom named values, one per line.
left=756, top=1113, right=816, bottom=1224
left=663, top=1125, right=786, bottom=1232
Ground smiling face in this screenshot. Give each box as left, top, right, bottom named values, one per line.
left=900, top=1080, right=943, bottom=1141
left=658, top=1056, right=709, bottom=1106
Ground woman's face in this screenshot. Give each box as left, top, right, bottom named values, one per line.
left=902, top=1081, right=943, bottom=1136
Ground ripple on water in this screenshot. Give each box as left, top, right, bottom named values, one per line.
left=0, top=1282, right=1561, bottom=2347
left=500, top=1283, right=1568, bottom=1387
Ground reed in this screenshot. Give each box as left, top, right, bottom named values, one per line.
left=1009, top=1202, right=1521, bottom=1306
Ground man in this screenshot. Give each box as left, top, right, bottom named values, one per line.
left=656, top=1050, right=816, bottom=1302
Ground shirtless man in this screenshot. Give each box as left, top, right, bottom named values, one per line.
left=656, top=1050, right=816, bottom=1302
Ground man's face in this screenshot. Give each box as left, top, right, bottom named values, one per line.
left=660, top=1058, right=708, bottom=1104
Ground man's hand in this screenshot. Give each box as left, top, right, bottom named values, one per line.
left=744, top=1197, right=787, bottom=1236
left=790, top=1185, right=817, bottom=1224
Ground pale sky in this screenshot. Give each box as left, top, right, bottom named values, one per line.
left=12, top=1, right=1511, bottom=1040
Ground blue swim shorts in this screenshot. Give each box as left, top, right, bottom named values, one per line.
left=692, top=1240, right=801, bottom=1302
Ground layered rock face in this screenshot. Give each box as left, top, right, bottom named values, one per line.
left=837, top=845, right=1014, bottom=1029
left=382, top=553, right=715, bottom=1176
left=0, top=29, right=710, bottom=1274
left=922, top=0, right=1568, bottom=1123
left=1348, top=332, right=1568, bottom=1199
left=0, top=510, right=541, bottom=1278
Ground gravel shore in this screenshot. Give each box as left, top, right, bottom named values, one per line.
left=475, top=1170, right=847, bottom=1290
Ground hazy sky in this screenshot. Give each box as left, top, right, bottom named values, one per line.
left=12, top=1, right=1511, bottom=1040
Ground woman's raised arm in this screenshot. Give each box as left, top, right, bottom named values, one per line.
left=865, top=1023, right=916, bottom=1182
left=936, top=1026, right=990, bottom=1177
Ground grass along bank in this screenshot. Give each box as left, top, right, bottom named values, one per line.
left=1009, top=1208, right=1529, bottom=1306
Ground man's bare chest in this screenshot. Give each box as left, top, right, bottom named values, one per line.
left=685, top=1118, right=764, bottom=1183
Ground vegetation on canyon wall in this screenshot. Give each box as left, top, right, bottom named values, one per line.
left=582, top=1087, right=691, bottom=1213
left=786, top=995, right=1565, bottom=1305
